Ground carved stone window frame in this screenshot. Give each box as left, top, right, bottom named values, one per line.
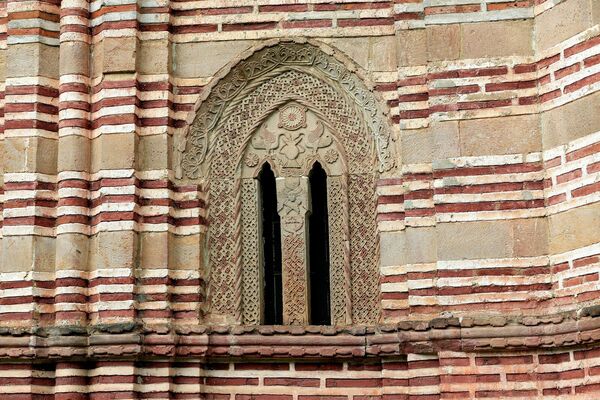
left=175, top=41, right=396, bottom=326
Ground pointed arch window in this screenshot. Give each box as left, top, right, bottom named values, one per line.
left=308, top=162, right=331, bottom=325
left=258, top=163, right=283, bottom=325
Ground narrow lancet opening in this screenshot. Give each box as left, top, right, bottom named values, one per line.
left=308, top=162, right=331, bottom=325
left=259, top=163, right=283, bottom=324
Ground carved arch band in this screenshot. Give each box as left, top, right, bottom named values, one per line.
left=176, top=40, right=395, bottom=326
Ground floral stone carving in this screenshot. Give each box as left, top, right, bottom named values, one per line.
left=178, top=43, right=385, bottom=326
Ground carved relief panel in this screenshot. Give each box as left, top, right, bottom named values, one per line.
left=240, top=104, right=350, bottom=325
left=176, top=43, right=391, bottom=325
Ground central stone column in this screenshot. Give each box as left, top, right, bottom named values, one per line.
left=276, top=176, right=310, bottom=325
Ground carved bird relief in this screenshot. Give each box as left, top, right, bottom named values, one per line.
left=304, top=120, right=332, bottom=155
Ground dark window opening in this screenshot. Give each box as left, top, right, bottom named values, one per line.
left=259, top=163, right=283, bottom=325
left=308, top=162, right=331, bottom=325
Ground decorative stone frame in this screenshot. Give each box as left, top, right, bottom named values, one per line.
left=175, top=41, right=395, bottom=325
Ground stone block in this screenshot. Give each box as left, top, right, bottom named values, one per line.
left=0, top=50, right=6, bottom=82
left=535, top=0, right=592, bottom=51
left=437, top=220, right=513, bottom=260
left=396, top=29, right=427, bottom=67
left=401, top=128, right=433, bottom=164
left=137, top=39, right=169, bottom=74
left=58, top=135, right=90, bottom=172
left=140, top=232, right=168, bottom=269
left=91, top=133, right=135, bottom=172
left=60, top=42, right=90, bottom=75
left=137, top=134, right=168, bottom=171
left=370, top=36, right=397, bottom=72
left=1, top=236, right=55, bottom=273
left=55, top=234, right=89, bottom=271
left=512, top=218, right=548, bottom=257
left=594, top=0, right=600, bottom=24
left=432, top=121, right=460, bottom=160
left=173, top=41, right=253, bottom=78
left=380, top=231, right=406, bottom=267
left=459, top=114, right=541, bottom=156
left=4, top=137, right=57, bottom=174
left=541, top=91, right=600, bottom=149
left=89, top=231, right=137, bottom=270
left=102, top=37, right=137, bottom=73
left=326, top=37, right=370, bottom=70
left=405, top=227, right=437, bottom=264
left=169, top=234, right=202, bottom=270
left=427, top=24, right=460, bottom=62
left=549, top=202, right=600, bottom=255
left=7, top=43, right=59, bottom=78
left=461, top=20, right=533, bottom=58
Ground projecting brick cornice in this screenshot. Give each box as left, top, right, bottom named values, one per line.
left=2, top=306, right=600, bottom=360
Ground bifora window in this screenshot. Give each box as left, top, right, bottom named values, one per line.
left=178, top=43, right=392, bottom=326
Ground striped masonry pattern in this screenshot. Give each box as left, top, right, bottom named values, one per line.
left=0, top=0, right=599, bottom=398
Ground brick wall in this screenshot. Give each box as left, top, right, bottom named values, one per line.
left=0, top=0, right=599, bottom=398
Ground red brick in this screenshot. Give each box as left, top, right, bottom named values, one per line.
left=538, top=353, right=570, bottom=364
left=259, top=4, right=308, bottom=12
left=326, top=378, right=382, bottom=387
left=556, top=168, right=582, bottom=184
left=475, top=355, right=533, bottom=366
left=281, top=19, right=332, bottom=29
left=222, top=22, right=278, bottom=31
left=264, top=377, right=320, bottom=387
left=337, top=17, right=394, bottom=27
left=564, top=72, right=600, bottom=93
left=554, top=63, right=581, bottom=80
left=572, top=181, right=600, bottom=198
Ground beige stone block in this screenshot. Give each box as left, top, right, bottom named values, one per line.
left=137, top=134, right=168, bottom=171
left=55, top=234, right=89, bottom=271
left=401, top=128, right=433, bottom=164
left=103, top=37, right=137, bottom=73
left=137, top=39, right=169, bottom=74
left=58, top=135, right=90, bottom=172
left=396, top=29, right=427, bottom=67
left=1, top=236, right=55, bottom=273
left=437, top=220, right=513, bottom=260
left=405, top=227, right=437, bottom=264
left=549, top=202, right=600, bottom=255
left=593, top=0, right=600, bottom=24
left=535, top=0, right=592, bottom=51
left=432, top=121, right=460, bottom=160
left=3, top=137, right=57, bottom=174
left=541, top=91, right=600, bottom=149
left=380, top=231, right=406, bottom=267
left=427, top=24, right=460, bottom=62
left=173, top=41, right=253, bottom=78
left=89, top=231, right=136, bottom=270
left=459, top=114, right=541, bottom=156
left=7, top=43, right=59, bottom=78
left=0, top=50, right=6, bottom=82
left=512, top=218, right=548, bottom=257
left=60, top=42, right=90, bottom=75
left=461, top=20, right=533, bottom=58
left=326, top=37, right=370, bottom=70
left=91, top=41, right=103, bottom=78
left=169, top=234, right=201, bottom=270
left=370, top=36, right=397, bottom=72
left=91, top=134, right=135, bottom=171
left=140, top=232, right=168, bottom=269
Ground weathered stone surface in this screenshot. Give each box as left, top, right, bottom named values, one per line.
left=542, top=91, right=600, bottom=149
left=535, top=0, right=592, bottom=51
left=461, top=20, right=533, bottom=58
left=460, top=114, right=541, bottom=156
left=549, top=202, right=600, bottom=254
left=428, top=24, right=460, bottom=62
